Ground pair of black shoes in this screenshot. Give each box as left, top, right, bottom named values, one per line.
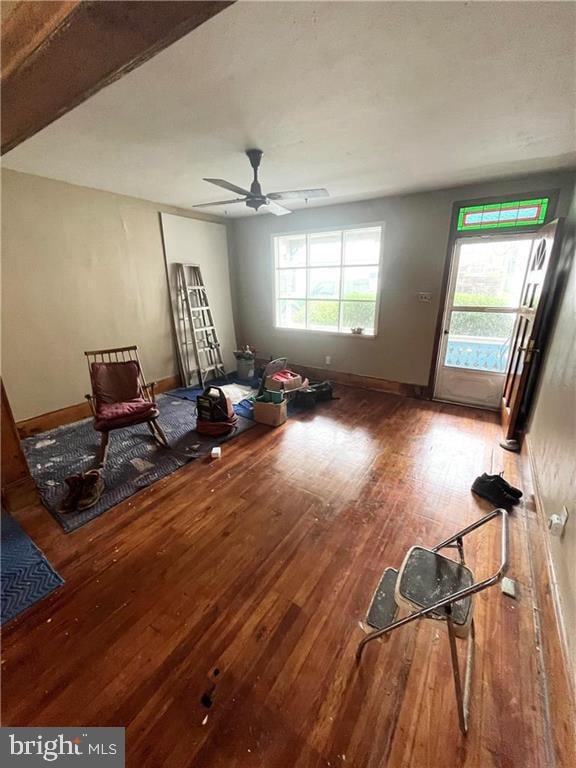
left=471, top=473, right=523, bottom=509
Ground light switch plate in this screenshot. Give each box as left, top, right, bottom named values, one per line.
left=418, top=292, right=432, bottom=303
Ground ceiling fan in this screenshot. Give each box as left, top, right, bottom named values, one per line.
left=193, top=149, right=329, bottom=216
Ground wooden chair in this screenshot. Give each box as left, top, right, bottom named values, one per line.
left=84, top=346, right=169, bottom=467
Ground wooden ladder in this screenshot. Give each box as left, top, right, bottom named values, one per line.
left=175, top=263, right=226, bottom=387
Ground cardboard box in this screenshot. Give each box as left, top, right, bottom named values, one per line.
left=253, top=399, right=287, bottom=427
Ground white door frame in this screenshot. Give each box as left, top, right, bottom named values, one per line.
left=434, top=233, right=534, bottom=409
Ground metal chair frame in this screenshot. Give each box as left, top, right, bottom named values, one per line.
left=84, top=345, right=169, bottom=467
left=356, top=508, right=509, bottom=735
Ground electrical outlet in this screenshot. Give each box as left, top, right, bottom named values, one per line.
left=325, top=355, right=331, bottom=365
left=418, top=292, right=432, bottom=303
left=549, top=506, right=569, bottom=537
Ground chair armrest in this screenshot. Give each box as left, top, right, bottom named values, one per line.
left=143, top=381, right=157, bottom=403
left=85, top=394, right=96, bottom=417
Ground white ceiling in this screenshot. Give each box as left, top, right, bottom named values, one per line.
left=3, top=1, right=575, bottom=217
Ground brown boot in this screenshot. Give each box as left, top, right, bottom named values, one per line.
left=60, top=473, right=85, bottom=513
left=77, top=470, right=105, bottom=510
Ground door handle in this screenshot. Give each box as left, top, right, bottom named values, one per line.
left=517, top=341, right=539, bottom=364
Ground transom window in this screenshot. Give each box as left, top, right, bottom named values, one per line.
left=456, top=198, right=549, bottom=232
left=274, top=226, right=382, bottom=335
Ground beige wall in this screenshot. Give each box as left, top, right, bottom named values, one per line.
left=160, top=213, right=237, bottom=375
left=3, top=168, right=574, bottom=422
left=230, top=170, right=575, bottom=385
left=528, top=182, right=576, bottom=675
left=1, top=170, right=226, bottom=421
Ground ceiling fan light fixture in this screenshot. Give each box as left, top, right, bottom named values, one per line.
left=193, top=150, right=329, bottom=216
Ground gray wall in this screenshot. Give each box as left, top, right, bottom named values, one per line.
left=528, top=180, right=576, bottom=676
left=230, top=170, right=575, bottom=385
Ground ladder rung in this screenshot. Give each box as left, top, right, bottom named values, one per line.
left=175, top=263, right=223, bottom=388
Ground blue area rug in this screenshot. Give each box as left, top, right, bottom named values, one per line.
left=169, top=374, right=260, bottom=421
left=22, top=394, right=255, bottom=533
left=169, top=375, right=311, bottom=420
left=1, top=511, right=64, bottom=625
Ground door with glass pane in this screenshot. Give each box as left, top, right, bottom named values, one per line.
left=434, top=236, right=534, bottom=409
left=501, top=219, right=563, bottom=443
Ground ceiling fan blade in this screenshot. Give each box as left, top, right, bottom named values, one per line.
left=267, top=188, right=329, bottom=201
left=193, top=198, right=246, bottom=208
left=266, top=200, right=292, bottom=216
left=203, top=178, right=252, bottom=196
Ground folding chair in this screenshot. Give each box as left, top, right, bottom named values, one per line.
left=84, top=345, right=169, bottom=467
left=357, top=508, right=509, bottom=734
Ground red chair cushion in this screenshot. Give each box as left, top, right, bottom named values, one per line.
left=91, top=361, right=141, bottom=405
left=94, top=398, right=157, bottom=431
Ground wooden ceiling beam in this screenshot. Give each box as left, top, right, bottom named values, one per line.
left=1, top=0, right=234, bottom=155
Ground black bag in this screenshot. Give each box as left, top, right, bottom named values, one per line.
left=196, top=386, right=234, bottom=422
left=310, top=381, right=334, bottom=402
left=295, top=388, right=317, bottom=409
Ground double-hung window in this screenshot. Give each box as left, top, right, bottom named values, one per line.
left=274, top=225, right=383, bottom=335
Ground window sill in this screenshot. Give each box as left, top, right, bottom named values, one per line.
left=274, top=326, right=378, bottom=340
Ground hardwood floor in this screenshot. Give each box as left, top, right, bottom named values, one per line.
left=2, top=388, right=574, bottom=767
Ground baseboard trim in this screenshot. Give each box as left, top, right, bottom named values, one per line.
left=16, top=366, right=423, bottom=438
left=258, top=360, right=427, bottom=399
left=525, top=433, right=575, bottom=707
left=16, top=375, right=181, bottom=438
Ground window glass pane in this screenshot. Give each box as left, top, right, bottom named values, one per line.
left=343, top=227, right=381, bottom=265
left=275, top=227, right=383, bottom=334
left=342, top=266, right=379, bottom=300
left=277, top=235, right=306, bottom=267
left=446, top=311, right=516, bottom=372
left=277, top=299, right=305, bottom=328
left=454, top=239, right=532, bottom=308
left=457, top=198, right=549, bottom=231
left=341, top=301, right=376, bottom=333
left=308, top=267, right=340, bottom=299
left=309, top=232, right=341, bottom=266
left=277, top=269, right=306, bottom=298
left=308, top=301, right=339, bottom=331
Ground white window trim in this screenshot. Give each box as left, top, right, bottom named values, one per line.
left=272, top=222, right=385, bottom=338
